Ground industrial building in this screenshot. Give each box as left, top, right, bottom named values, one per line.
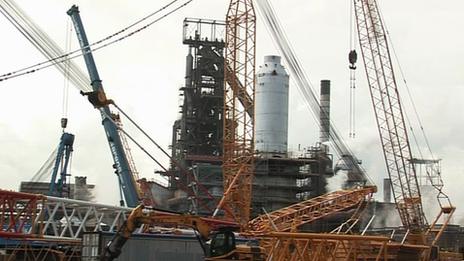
left=19, top=176, right=95, bottom=201
left=163, top=18, right=334, bottom=218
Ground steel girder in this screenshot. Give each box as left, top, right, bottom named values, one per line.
left=0, top=189, right=131, bottom=240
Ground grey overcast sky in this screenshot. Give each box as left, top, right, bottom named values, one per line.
left=0, top=0, right=463, bottom=223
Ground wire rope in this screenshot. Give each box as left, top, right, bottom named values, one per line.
left=0, top=0, right=193, bottom=83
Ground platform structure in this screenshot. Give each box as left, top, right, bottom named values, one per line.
left=167, top=145, right=333, bottom=218
left=252, top=146, right=333, bottom=218
left=170, top=18, right=225, bottom=178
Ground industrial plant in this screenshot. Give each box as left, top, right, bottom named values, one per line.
left=0, top=0, right=463, bottom=260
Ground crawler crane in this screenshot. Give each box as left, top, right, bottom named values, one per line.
left=353, top=0, right=455, bottom=258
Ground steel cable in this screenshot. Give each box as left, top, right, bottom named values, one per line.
left=99, top=104, right=233, bottom=216
left=0, top=0, right=193, bottom=85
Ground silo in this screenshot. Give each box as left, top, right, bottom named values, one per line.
left=255, top=55, right=289, bottom=154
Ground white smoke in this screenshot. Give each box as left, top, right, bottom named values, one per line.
left=326, top=170, right=348, bottom=192
left=371, top=202, right=402, bottom=228
left=420, top=185, right=442, bottom=223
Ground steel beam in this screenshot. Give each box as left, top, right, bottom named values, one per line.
left=0, top=190, right=131, bottom=240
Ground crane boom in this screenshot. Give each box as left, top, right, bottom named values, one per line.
left=67, top=5, right=140, bottom=207
left=248, top=186, right=376, bottom=233
left=353, top=0, right=427, bottom=234
left=49, top=132, right=75, bottom=197
left=219, top=0, right=256, bottom=227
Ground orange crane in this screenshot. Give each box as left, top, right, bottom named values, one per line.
left=246, top=186, right=379, bottom=260
left=248, top=186, right=377, bottom=234
left=353, top=0, right=454, bottom=249
left=215, top=0, right=257, bottom=228
left=105, top=188, right=378, bottom=261
left=246, top=0, right=458, bottom=259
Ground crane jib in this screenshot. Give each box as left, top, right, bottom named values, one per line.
left=67, top=5, right=140, bottom=207
left=353, top=0, right=432, bottom=237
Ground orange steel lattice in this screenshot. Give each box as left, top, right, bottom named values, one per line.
left=249, top=186, right=377, bottom=233
left=220, top=0, right=256, bottom=226
left=137, top=178, right=156, bottom=207
left=353, top=0, right=426, bottom=232
left=6, top=238, right=81, bottom=261
left=258, top=232, right=431, bottom=261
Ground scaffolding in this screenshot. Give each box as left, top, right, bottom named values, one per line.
left=252, top=154, right=332, bottom=218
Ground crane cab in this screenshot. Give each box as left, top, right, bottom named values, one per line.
left=208, top=229, right=236, bottom=258
left=207, top=229, right=265, bottom=260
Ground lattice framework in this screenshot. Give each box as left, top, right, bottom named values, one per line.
left=221, top=0, right=256, bottom=226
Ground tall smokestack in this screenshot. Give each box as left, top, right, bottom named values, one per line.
left=320, top=80, right=331, bottom=143
left=383, top=178, right=392, bottom=203
left=184, top=48, right=194, bottom=117
left=185, top=48, right=193, bottom=88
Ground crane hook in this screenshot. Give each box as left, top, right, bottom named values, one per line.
left=349, top=50, right=357, bottom=70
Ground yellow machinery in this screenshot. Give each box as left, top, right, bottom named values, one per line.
left=101, top=205, right=266, bottom=261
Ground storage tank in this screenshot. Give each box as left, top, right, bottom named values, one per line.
left=255, top=55, right=289, bottom=154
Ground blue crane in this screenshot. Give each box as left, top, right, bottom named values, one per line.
left=66, top=5, right=140, bottom=207
left=48, top=132, right=75, bottom=197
